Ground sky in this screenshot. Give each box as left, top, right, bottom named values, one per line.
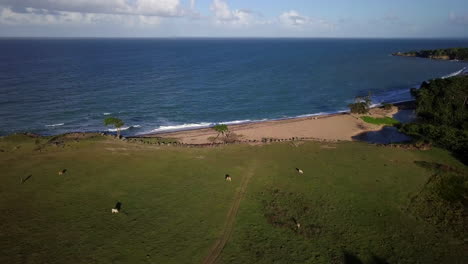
left=0, top=0, right=467, bottom=38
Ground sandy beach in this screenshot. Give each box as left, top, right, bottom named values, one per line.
left=145, top=104, right=404, bottom=144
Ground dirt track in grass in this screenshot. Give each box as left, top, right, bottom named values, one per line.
left=202, top=163, right=256, bottom=264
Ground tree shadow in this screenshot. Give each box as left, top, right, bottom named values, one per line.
left=343, top=252, right=363, bottom=264
left=370, top=255, right=390, bottom=264
left=343, top=252, right=390, bottom=264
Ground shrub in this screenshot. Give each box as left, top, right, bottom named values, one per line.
left=381, top=103, right=393, bottom=110
left=348, top=102, right=368, bottom=114
left=349, top=93, right=372, bottom=114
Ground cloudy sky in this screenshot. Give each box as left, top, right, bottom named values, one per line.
left=0, top=0, right=467, bottom=38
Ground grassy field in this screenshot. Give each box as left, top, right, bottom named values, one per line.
left=360, top=116, right=400, bottom=126
left=0, top=134, right=466, bottom=264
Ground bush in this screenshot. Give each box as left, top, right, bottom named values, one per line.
left=348, top=102, right=369, bottom=114
left=381, top=103, right=393, bottom=110
left=349, top=93, right=372, bottom=114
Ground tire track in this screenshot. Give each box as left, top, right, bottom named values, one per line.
left=202, top=163, right=256, bottom=264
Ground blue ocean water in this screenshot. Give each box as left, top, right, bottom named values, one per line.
left=1, top=38, right=467, bottom=136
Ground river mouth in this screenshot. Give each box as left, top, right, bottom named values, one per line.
left=353, top=108, right=416, bottom=144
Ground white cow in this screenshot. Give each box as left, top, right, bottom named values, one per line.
left=111, top=208, right=119, bottom=214
left=225, top=174, right=232, bottom=182
left=296, top=168, right=304, bottom=174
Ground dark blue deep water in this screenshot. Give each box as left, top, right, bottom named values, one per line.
left=1, top=38, right=468, bottom=136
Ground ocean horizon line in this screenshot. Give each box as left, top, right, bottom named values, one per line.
left=2, top=36, right=468, bottom=40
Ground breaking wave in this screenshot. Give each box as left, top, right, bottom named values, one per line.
left=45, top=123, right=64, bottom=127
left=108, top=125, right=141, bottom=132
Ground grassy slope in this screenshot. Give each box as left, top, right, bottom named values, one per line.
left=0, top=135, right=466, bottom=264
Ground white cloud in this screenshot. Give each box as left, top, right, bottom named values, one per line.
left=0, top=0, right=191, bottom=28
left=132, top=0, right=182, bottom=17
left=279, top=10, right=308, bottom=26
left=0, top=6, right=161, bottom=27
left=0, top=0, right=184, bottom=17
left=211, top=0, right=232, bottom=21
left=210, top=0, right=264, bottom=26
left=279, top=10, right=334, bottom=31
left=0, top=0, right=338, bottom=36
left=449, top=11, right=468, bottom=25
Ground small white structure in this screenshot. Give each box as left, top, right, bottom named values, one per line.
left=111, top=208, right=119, bottom=214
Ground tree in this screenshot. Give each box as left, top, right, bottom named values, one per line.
left=104, top=117, right=124, bottom=138
left=212, top=124, right=230, bottom=141
left=349, top=92, right=372, bottom=114
left=400, top=75, right=468, bottom=164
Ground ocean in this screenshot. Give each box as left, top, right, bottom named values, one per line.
left=1, top=38, right=467, bottom=136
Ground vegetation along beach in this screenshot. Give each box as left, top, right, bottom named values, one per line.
left=1, top=1, right=468, bottom=264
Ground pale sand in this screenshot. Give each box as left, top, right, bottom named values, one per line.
left=145, top=106, right=400, bottom=145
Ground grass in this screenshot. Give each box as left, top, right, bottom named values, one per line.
left=360, top=116, right=400, bottom=126
left=0, top=134, right=466, bottom=264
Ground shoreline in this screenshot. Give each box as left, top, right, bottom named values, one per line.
left=142, top=100, right=415, bottom=136
left=142, top=101, right=414, bottom=145
left=1, top=101, right=415, bottom=145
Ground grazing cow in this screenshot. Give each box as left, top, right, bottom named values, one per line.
left=225, top=174, right=232, bottom=182
left=58, top=169, right=67, bottom=175
left=296, top=168, right=304, bottom=174
left=112, top=202, right=122, bottom=214
left=292, top=217, right=301, bottom=229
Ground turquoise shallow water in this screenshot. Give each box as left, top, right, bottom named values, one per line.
left=0, top=38, right=467, bottom=136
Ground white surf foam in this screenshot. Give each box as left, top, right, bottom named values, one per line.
left=150, top=122, right=213, bottom=133
left=103, top=113, right=111, bottom=116
left=108, top=125, right=141, bottom=132
left=442, top=67, right=466, bottom=79
left=220, top=119, right=252, bottom=125
left=295, top=111, right=347, bottom=118
left=148, top=119, right=275, bottom=134
left=45, top=123, right=64, bottom=127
